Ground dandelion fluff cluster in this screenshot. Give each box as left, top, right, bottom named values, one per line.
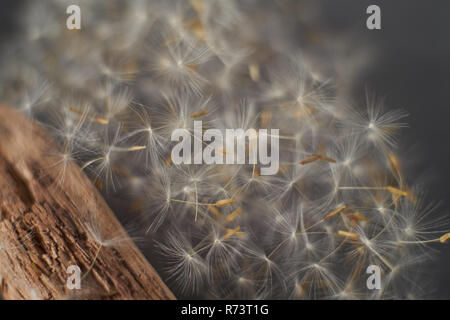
left=0, top=0, right=449, bottom=299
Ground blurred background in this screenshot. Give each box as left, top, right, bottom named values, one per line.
left=1, top=0, right=449, bottom=298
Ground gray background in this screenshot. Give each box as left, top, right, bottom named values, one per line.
left=317, top=0, right=450, bottom=298
left=1, top=0, right=449, bottom=298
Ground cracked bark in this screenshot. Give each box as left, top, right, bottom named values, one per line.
left=0, top=105, right=175, bottom=300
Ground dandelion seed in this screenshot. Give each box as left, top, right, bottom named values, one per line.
left=385, top=186, right=408, bottom=197
left=349, top=211, right=369, bottom=224
left=189, top=0, right=204, bottom=13
left=214, top=199, right=236, bottom=207
left=343, top=94, right=408, bottom=151
left=299, top=155, right=320, bottom=165
left=157, top=230, right=207, bottom=294
left=6, top=0, right=447, bottom=300
left=223, top=226, right=242, bottom=240
left=248, top=63, right=260, bottom=82
left=315, top=154, right=336, bottom=163
left=94, top=117, right=110, bottom=125
left=399, top=233, right=450, bottom=245
left=208, top=205, right=223, bottom=219
left=338, top=185, right=408, bottom=198
left=149, top=38, right=211, bottom=96
left=388, top=153, right=402, bottom=177
left=110, top=145, right=147, bottom=152
left=260, top=111, right=272, bottom=127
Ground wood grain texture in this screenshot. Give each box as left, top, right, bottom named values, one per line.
left=0, top=105, right=175, bottom=300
